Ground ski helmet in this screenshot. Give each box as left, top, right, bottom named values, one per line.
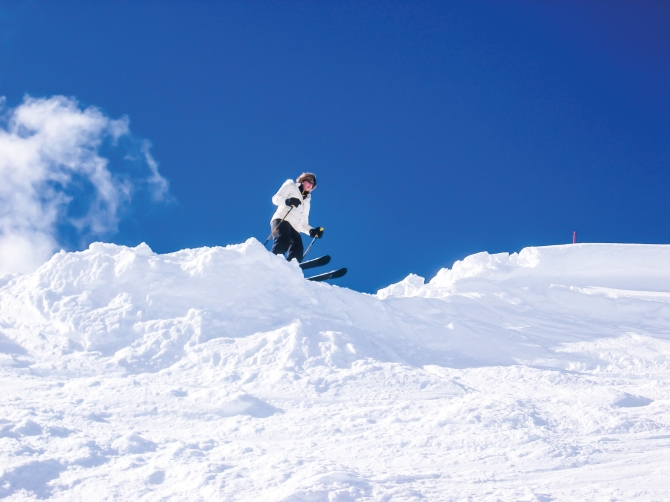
left=297, top=172, right=317, bottom=187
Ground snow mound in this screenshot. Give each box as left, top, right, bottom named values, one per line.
left=7, top=240, right=670, bottom=373
left=378, top=243, right=670, bottom=298
left=1, top=240, right=669, bottom=500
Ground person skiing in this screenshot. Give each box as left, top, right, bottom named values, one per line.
left=269, top=172, right=323, bottom=262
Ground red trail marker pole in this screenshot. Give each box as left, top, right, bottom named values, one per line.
left=573, top=231, right=576, bottom=244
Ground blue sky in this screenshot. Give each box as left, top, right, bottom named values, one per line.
left=1, top=1, right=668, bottom=292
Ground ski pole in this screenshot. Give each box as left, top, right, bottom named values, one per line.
left=303, top=236, right=317, bottom=260
left=263, top=206, right=293, bottom=245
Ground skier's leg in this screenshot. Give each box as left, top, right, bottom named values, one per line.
left=285, top=226, right=304, bottom=263
left=270, top=220, right=292, bottom=256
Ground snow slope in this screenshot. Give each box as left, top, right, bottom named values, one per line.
left=1, top=239, right=669, bottom=500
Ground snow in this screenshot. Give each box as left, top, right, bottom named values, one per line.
left=1, top=239, right=670, bottom=500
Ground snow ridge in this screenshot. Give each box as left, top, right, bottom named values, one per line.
left=1, top=240, right=670, bottom=500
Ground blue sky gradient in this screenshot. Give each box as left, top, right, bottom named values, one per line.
left=1, top=1, right=668, bottom=291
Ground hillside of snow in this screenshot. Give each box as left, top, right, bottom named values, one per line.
left=1, top=239, right=670, bottom=501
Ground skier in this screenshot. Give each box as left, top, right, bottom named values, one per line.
left=269, top=172, right=324, bottom=262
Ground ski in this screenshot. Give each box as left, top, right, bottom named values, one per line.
left=306, top=268, right=347, bottom=282
left=299, top=255, right=331, bottom=270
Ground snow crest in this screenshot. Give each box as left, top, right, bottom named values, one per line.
left=378, top=243, right=670, bottom=299
left=1, top=240, right=670, bottom=500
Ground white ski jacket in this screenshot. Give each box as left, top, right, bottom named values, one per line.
left=270, top=179, right=313, bottom=235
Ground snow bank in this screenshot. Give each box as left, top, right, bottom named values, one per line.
left=1, top=240, right=669, bottom=500
left=378, top=244, right=670, bottom=298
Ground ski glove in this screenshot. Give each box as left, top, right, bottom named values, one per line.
left=309, top=227, right=324, bottom=238
left=285, top=197, right=302, bottom=208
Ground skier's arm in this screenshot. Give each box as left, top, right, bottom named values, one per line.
left=271, top=181, right=295, bottom=207
left=299, top=222, right=313, bottom=235
left=297, top=199, right=313, bottom=235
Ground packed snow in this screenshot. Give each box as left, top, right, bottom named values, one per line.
left=1, top=239, right=669, bottom=500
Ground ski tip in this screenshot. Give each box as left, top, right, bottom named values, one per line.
left=306, top=267, right=347, bottom=282
left=299, top=255, right=331, bottom=270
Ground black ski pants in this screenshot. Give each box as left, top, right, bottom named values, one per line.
left=270, top=219, right=304, bottom=262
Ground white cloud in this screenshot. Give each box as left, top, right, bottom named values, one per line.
left=0, top=95, right=170, bottom=276
left=141, top=140, right=170, bottom=201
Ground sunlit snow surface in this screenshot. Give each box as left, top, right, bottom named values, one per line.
left=1, top=239, right=670, bottom=501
